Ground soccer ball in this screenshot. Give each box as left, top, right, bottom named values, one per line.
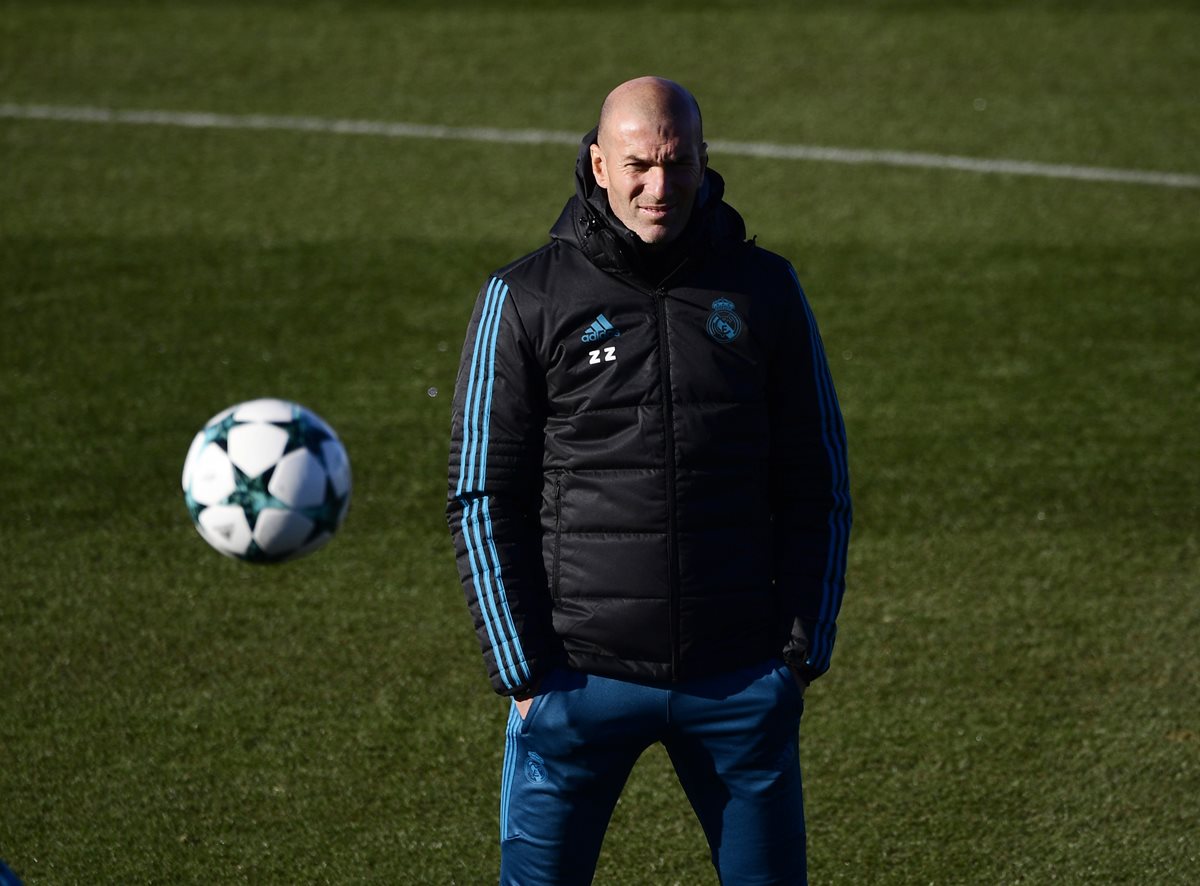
left=181, top=398, right=352, bottom=563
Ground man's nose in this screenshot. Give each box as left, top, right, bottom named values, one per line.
left=644, top=166, right=668, bottom=199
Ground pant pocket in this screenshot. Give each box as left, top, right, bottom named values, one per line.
left=772, top=661, right=806, bottom=717
left=517, top=668, right=564, bottom=736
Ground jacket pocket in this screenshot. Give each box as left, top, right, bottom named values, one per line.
left=551, top=473, right=563, bottom=601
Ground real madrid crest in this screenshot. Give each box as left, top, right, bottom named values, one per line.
left=525, top=751, right=547, bottom=783
left=706, top=297, right=743, bottom=343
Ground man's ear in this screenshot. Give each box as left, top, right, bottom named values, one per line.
left=590, top=143, right=609, bottom=189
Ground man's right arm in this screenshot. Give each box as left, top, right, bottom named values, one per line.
left=446, top=276, right=556, bottom=698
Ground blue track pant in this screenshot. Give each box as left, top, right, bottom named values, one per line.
left=499, top=659, right=807, bottom=885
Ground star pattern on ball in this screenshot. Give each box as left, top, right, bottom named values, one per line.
left=299, top=480, right=351, bottom=539
left=222, top=464, right=288, bottom=531
left=275, top=409, right=334, bottom=461
left=203, top=412, right=241, bottom=448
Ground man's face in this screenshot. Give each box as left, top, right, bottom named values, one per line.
left=590, top=115, right=707, bottom=249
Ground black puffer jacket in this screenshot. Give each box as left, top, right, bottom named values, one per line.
left=447, top=130, right=851, bottom=696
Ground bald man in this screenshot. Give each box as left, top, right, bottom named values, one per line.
left=448, top=77, right=851, bottom=884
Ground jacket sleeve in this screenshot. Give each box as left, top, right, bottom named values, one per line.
left=770, top=264, right=853, bottom=684
left=446, top=276, right=557, bottom=697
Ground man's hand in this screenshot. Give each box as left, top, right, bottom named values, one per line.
left=513, top=677, right=543, bottom=719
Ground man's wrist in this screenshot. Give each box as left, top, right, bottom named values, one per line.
left=511, top=676, right=542, bottom=702
left=787, top=664, right=809, bottom=695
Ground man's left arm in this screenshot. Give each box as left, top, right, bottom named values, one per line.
left=769, top=265, right=853, bottom=687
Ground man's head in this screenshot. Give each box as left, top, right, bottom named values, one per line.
left=590, top=77, right=708, bottom=250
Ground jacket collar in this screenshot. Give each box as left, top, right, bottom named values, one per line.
left=550, top=127, right=746, bottom=285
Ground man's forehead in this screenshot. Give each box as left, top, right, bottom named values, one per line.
left=614, top=109, right=693, bottom=135
left=607, top=117, right=701, bottom=156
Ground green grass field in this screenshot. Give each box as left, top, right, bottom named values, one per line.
left=2, top=1, right=1198, bottom=882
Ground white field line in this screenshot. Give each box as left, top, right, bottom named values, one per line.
left=3, top=102, right=1199, bottom=190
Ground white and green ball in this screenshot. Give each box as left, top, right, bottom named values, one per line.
left=182, top=398, right=351, bottom=563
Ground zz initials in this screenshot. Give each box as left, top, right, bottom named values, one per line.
left=588, top=346, right=616, bottom=365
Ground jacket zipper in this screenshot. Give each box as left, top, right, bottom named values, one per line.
left=651, top=286, right=681, bottom=680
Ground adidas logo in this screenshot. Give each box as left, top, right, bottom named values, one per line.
left=581, top=313, right=620, bottom=343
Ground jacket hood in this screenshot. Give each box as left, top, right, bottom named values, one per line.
left=550, top=126, right=747, bottom=279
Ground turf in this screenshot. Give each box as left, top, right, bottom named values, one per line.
left=1, top=1, right=1198, bottom=883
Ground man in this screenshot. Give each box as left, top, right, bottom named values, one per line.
left=447, top=77, right=851, bottom=884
